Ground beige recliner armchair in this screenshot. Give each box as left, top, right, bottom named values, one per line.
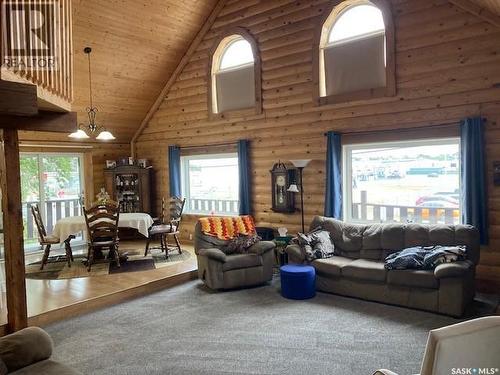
left=374, top=316, right=500, bottom=375
left=194, top=221, right=275, bottom=290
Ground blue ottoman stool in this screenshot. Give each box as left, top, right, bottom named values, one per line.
left=280, top=264, right=316, bottom=300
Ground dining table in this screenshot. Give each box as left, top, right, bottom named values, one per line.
left=52, top=212, right=154, bottom=244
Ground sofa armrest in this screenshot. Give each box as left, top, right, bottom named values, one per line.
left=0, top=327, right=53, bottom=372
left=434, top=260, right=474, bottom=279
left=197, top=248, right=227, bottom=263
left=248, top=241, right=275, bottom=256
left=285, top=244, right=305, bottom=263
left=373, top=370, right=400, bottom=375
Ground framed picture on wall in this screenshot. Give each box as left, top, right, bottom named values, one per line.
left=106, top=160, right=117, bottom=169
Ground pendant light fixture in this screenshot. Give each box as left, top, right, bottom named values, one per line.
left=69, top=47, right=115, bottom=141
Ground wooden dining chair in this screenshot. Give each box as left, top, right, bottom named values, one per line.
left=30, top=203, right=74, bottom=270
left=144, top=196, right=185, bottom=259
left=83, top=202, right=120, bottom=271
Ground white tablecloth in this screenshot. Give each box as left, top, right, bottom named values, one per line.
left=52, top=213, right=154, bottom=243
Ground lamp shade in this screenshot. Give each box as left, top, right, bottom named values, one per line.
left=68, top=129, right=90, bottom=139
left=290, top=159, right=312, bottom=168
left=287, top=184, right=299, bottom=193
left=96, top=130, right=116, bottom=140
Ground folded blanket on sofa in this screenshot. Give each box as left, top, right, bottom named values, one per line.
left=384, top=245, right=466, bottom=270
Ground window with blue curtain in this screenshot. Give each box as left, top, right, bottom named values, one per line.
left=460, top=117, right=488, bottom=245
left=325, top=131, right=342, bottom=218
left=238, top=140, right=251, bottom=215
left=168, top=145, right=181, bottom=197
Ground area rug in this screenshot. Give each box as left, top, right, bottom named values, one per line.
left=25, top=249, right=192, bottom=280
left=45, top=278, right=472, bottom=375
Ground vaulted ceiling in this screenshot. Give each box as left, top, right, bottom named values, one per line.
left=18, top=0, right=500, bottom=144
left=18, top=0, right=217, bottom=144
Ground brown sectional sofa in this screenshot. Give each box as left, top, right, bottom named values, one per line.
left=286, top=216, right=480, bottom=317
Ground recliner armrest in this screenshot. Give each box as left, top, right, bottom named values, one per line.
left=0, top=327, right=53, bottom=372
left=285, top=244, right=305, bottom=263
left=197, top=248, right=227, bottom=263
left=248, top=241, right=275, bottom=255
left=434, top=260, right=474, bottom=279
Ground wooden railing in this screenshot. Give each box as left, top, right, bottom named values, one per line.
left=187, top=198, right=239, bottom=215
left=351, top=191, right=460, bottom=225
left=1, top=0, right=73, bottom=110
left=23, top=198, right=81, bottom=240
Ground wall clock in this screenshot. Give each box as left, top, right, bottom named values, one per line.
left=270, top=161, right=296, bottom=213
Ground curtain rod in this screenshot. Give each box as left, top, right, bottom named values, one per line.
left=322, top=122, right=461, bottom=137
left=178, top=141, right=238, bottom=150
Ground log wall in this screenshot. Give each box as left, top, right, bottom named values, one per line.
left=135, top=0, right=500, bottom=290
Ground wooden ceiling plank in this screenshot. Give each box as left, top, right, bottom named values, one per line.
left=130, top=0, right=228, bottom=155
left=449, top=0, right=500, bottom=27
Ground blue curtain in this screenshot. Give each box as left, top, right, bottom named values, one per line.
left=461, top=117, right=488, bottom=245
left=325, top=131, right=342, bottom=219
left=238, top=140, right=251, bottom=215
left=168, top=145, right=181, bottom=197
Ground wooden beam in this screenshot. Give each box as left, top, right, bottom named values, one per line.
left=0, top=111, right=77, bottom=132
left=0, top=80, right=38, bottom=116
left=449, top=0, right=500, bottom=27
left=0, top=129, right=28, bottom=332
left=130, top=0, right=228, bottom=156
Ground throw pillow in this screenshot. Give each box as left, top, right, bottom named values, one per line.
left=223, top=234, right=262, bottom=254
left=295, top=227, right=335, bottom=262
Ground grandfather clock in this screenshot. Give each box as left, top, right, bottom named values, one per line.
left=270, top=162, right=296, bottom=213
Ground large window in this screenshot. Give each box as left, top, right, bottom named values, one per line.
left=317, top=0, right=395, bottom=102
left=20, top=153, right=84, bottom=249
left=181, top=153, right=239, bottom=215
left=210, top=30, right=260, bottom=116
left=343, top=139, right=461, bottom=224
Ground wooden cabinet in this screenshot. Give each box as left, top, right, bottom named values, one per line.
left=104, top=165, right=152, bottom=214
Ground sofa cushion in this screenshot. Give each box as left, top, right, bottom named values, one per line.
left=387, top=269, right=439, bottom=289
left=312, top=256, right=354, bottom=276
left=341, top=259, right=387, bottom=282
left=222, top=253, right=262, bottom=271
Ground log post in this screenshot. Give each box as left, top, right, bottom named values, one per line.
left=0, top=129, right=28, bottom=332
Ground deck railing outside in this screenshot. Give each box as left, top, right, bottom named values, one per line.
left=351, top=191, right=460, bottom=225
left=186, top=198, right=239, bottom=216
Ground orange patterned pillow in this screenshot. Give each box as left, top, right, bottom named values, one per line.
left=198, top=216, right=256, bottom=240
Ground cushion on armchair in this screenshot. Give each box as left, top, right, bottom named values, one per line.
left=223, top=234, right=261, bottom=254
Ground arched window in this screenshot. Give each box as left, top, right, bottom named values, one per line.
left=315, top=0, right=395, bottom=103
left=209, top=30, right=261, bottom=116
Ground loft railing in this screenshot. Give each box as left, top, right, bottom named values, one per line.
left=1, top=0, right=73, bottom=110
left=187, top=198, right=239, bottom=216
left=351, top=191, right=460, bottom=225
left=23, top=198, right=81, bottom=241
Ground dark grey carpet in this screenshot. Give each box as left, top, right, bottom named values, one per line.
left=46, top=279, right=460, bottom=375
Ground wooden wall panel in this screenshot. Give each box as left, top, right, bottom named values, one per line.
left=135, top=0, right=500, bottom=289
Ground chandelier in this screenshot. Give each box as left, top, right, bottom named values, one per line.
left=69, top=47, right=115, bottom=140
